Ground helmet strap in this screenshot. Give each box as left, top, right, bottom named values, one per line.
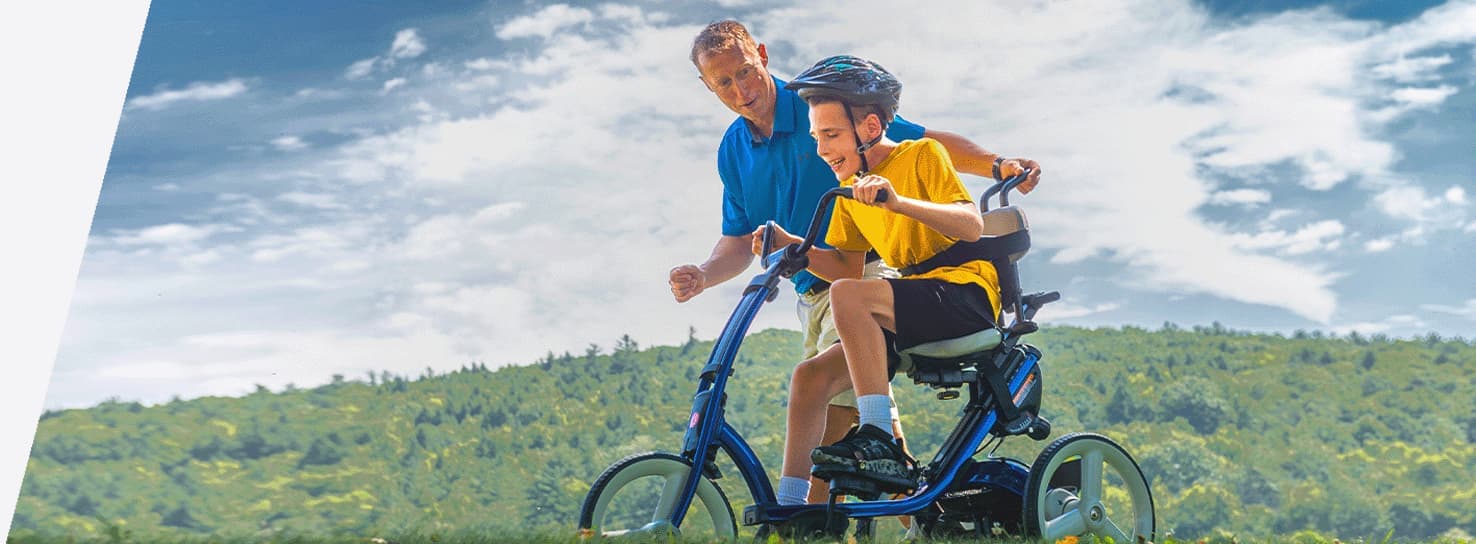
left=843, top=104, right=886, bottom=176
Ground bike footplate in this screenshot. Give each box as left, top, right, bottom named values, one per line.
left=826, top=472, right=883, bottom=501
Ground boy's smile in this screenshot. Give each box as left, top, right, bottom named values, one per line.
left=809, top=101, right=863, bottom=180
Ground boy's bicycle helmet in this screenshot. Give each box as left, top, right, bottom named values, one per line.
left=786, top=55, right=901, bottom=123
left=786, top=55, right=902, bottom=175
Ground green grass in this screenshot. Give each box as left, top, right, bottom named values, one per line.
left=9, top=531, right=1474, bottom=544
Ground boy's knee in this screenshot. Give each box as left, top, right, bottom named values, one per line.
left=792, top=356, right=845, bottom=395
left=792, top=357, right=820, bottom=381
left=829, top=278, right=868, bottom=308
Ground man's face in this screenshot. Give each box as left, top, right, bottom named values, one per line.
left=809, top=101, right=862, bottom=180
left=696, top=43, right=775, bottom=126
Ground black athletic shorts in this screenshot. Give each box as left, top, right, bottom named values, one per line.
left=882, top=278, right=997, bottom=377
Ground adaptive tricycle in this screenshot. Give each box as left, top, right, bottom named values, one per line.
left=579, top=172, right=1155, bottom=541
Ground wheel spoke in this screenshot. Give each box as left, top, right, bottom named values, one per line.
left=1099, top=516, right=1131, bottom=544
left=1080, top=449, right=1103, bottom=504
left=651, top=474, right=684, bottom=523
left=1043, top=508, right=1086, bottom=539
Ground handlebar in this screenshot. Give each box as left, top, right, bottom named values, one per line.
left=787, top=187, right=887, bottom=259
left=980, top=168, right=1033, bottom=212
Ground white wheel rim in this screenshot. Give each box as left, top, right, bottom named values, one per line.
left=1035, top=438, right=1153, bottom=542
left=589, top=457, right=736, bottom=538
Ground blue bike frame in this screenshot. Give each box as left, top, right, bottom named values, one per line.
left=667, top=241, right=1044, bottom=527
left=648, top=172, right=1048, bottom=531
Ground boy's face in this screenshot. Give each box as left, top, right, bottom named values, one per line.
left=696, top=43, right=775, bottom=126
left=810, top=101, right=864, bottom=180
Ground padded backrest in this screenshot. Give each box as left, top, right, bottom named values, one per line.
left=981, top=206, right=1029, bottom=263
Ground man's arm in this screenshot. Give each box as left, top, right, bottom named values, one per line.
left=669, top=235, right=753, bottom=302
left=924, top=128, right=1042, bottom=194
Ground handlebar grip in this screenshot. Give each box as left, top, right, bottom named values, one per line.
left=761, top=220, right=776, bottom=262
left=836, top=187, right=888, bottom=203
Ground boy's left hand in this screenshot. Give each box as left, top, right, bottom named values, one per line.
left=853, top=175, right=898, bottom=210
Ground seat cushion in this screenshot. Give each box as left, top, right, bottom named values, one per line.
left=897, top=328, right=1002, bottom=369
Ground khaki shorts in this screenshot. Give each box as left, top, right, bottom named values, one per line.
left=797, top=259, right=900, bottom=409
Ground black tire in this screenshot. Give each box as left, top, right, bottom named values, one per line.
left=578, top=451, right=737, bottom=539
left=1023, top=432, right=1154, bottom=542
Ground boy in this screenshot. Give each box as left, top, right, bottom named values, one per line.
left=757, top=55, right=1001, bottom=497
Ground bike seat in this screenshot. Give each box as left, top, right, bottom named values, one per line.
left=897, top=328, right=1002, bottom=368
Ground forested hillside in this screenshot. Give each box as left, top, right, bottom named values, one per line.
left=9, top=325, right=1475, bottom=542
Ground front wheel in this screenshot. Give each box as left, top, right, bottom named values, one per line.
left=578, top=452, right=737, bottom=539
left=1024, top=433, right=1154, bottom=542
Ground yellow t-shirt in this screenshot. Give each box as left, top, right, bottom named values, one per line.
left=826, top=138, right=1001, bottom=315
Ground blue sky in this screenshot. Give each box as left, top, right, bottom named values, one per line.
left=46, top=0, right=1476, bottom=409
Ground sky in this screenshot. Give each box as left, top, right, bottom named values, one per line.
left=43, top=0, right=1476, bottom=410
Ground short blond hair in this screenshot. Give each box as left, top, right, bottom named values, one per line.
left=690, top=20, right=758, bottom=68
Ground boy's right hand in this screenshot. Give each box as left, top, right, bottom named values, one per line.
left=669, top=265, right=705, bottom=302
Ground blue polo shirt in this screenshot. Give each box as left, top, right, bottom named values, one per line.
left=718, top=76, right=926, bottom=294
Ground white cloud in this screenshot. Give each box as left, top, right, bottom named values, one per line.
left=390, top=28, right=427, bottom=59
left=1389, top=85, right=1459, bottom=107
left=1363, top=237, right=1394, bottom=253
left=495, top=4, right=594, bottom=40
left=270, top=135, right=308, bottom=151
left=1374, top=185, right=1452, bottom=223
left=1228, top=220, right=1345, bottom=255
left=1422, top=298, right=1476, bottom=320
left=277, top=192, right=345, bottom=210
left=1446, top=186, right=1467, bottom=204
left=1371, top=54, right=1453, bottom=82
left=345, top=57, right=378, bottom=80
left=1208, top=188, right=1271, bottom=207
left=1038, top=302, right=1121, bottom=321
left=453, top=74, right=499, bottom=92
left=464, top=57, right=506, bottom=71
left=382, top=77, right=407, bottom=94
left=125, top=78, right=248, bottom=111
left=108, top=223, right=223, bottom=247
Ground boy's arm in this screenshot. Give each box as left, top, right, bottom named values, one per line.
left=852, top=174, right=984, bottom=241
left=924, top=129, right=1041, bottom=194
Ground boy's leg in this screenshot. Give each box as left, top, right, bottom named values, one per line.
left=800, top=286, right=859, bottom=502
left=807, top=405, right=858, bottom=503
left=809, top=278, right=914, bottom=490
left=829, top=278, right=896, bottom=400
left=799, top=269, right=913, bottom=503
left=779, top=343, right=854, bottom=504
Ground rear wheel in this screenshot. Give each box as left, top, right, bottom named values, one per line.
left=578, top=452, right=736, bottom=539
left=1023, top=433, right=1154, bottom=542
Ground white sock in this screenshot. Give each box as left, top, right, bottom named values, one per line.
left=857, top=395, right=894, bottom=437
left=777, top=476, right=811, bottom=506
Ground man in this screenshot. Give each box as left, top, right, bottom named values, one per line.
left=669, top=20, right=1039, bottom=506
